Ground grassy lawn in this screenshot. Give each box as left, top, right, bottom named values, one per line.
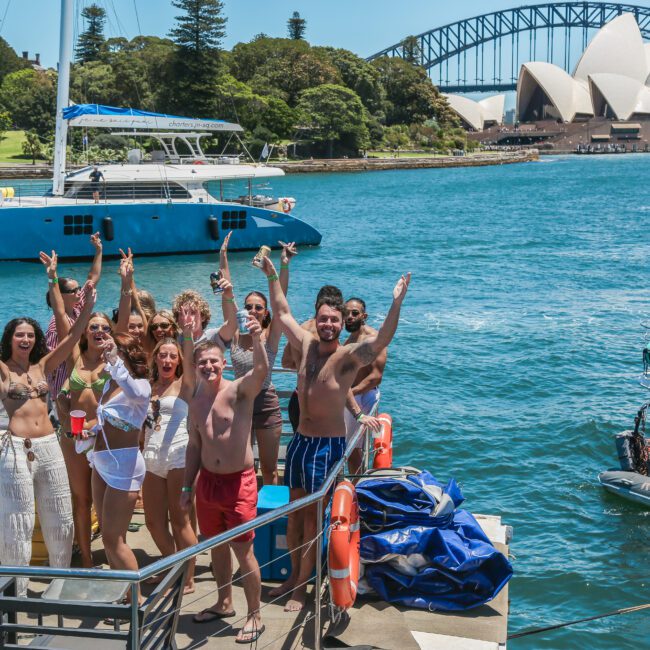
left=0, top=130, right=46, bottom=164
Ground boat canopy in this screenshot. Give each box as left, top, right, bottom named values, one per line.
left=63, top=104, right=244, bottom=132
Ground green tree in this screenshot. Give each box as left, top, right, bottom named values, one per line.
left=0, top=111, right=11, bottom=142
left=0, top=69, right=56, bottom=136
left=0, top=38, right=28, bottom=85
left=167, top=0, right=227, bottom=116
left=287, top=11, right=307, bottom=40
left=297, top=84, right=369, bottom=157
left=383, top=124, right=410, bottom=154
left=76, top=4, right=107, bottom=63
left=401, top=36, right=422, bottom=66
left=21, top=130, right=44, bottom=164
left=70, top=61, right=119, bottom=105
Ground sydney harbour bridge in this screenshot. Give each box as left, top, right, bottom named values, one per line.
left=367, top=2, right=650, bottom=93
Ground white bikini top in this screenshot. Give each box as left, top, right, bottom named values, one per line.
left=96, top=357, right=151, bottom=431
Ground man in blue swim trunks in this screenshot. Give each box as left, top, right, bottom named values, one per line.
left=259, top=257, right=411, bottom=612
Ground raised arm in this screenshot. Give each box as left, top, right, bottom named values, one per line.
left=87, top=232, right=103, bottom=286
left=236, top=317, right=269, bottom=400
left=115, top=249, right=134, bottom=334
left=217, top=277, right=238, bottom=345
left=348, top=274, right=411, bottom=367
left=42, top=282, right=97, bottom=374
left=39, top=250, right=70, bottom=339
left=178, top=307, right=197, bottom=399
left=219, top=231, right=232, bottom=283
left=258, top=255, right=305, bottom=350
left=181, top=412, right=202, bottom=511
left=267, top=241, right=297, bottom=351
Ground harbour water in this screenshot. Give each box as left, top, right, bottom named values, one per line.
left=1, top=155, right=649, bottom=648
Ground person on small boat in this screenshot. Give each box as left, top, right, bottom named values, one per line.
left=343, top=297, right=386, bottom=475
left=90, top=331, right=150, bottom=589
left=44, top=233, right=103, bottom=404
left=0, top=281, right=96, bottom=597
left=41, top=250, right=112, bottom=568
left=220, top=237, right=297, bottom=485
left=260, top=258, right=410, bottom=612
left=182, top=320, right=268, bottom=644
left=142, top=311, right=197, bottom=594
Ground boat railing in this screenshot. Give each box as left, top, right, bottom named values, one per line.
left=0, top=365, right=378, bottom=650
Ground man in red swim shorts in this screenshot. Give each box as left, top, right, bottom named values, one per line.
left=181, top=316, right=269, bottom=644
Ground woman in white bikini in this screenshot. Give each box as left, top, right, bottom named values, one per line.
left=0, top=282, right=96, bottom=596
left=91, top=331, right=150, bottom=582
left=142, top=309, right=197, bottom=593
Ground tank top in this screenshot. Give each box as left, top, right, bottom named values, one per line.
left=230, top=340, right=277, bottom=390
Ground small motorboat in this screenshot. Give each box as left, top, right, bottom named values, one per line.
left=599, top=404, right=650, bottom=506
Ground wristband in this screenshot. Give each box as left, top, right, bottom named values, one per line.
left=223, top=297, right=236, bottom=303
left=183, top=336, right=193, bottom=342
left=48, top=277, right=58, bottom=284
left=121, top=289, right=132, bottom=296
left=280, top=264, right=289, bottom=269
left=267, top=273, right=279, bottom=282
left=355, top=412, right=364, bottom=422
left=181, top=486, right=193, bottom=493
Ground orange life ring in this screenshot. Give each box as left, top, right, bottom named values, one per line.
left=328, top=480, right=360, bottom=610
left=280, top=198, right=291, bottom=213
left=372, top=413, right=393, bottom=469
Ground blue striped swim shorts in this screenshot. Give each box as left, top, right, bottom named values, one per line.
left=284, top=432, right=346, bottom=494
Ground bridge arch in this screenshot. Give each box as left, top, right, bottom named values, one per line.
left=367, top=2, right=650, bottom=93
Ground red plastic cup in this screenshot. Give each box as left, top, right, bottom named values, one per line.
left=70, top=410, right=86, bottom=437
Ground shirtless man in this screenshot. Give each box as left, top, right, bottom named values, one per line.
left=260, top=257, right=410, bottom=611
left=181, top=317, right=268, bottom=644
left=343, top=297, right=387, bottom=475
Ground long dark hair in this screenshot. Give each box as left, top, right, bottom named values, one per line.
left=80, top=312, right=113, bottom=352
left=245, top=291, right=272, bottom=329
left=1, top=318, right=49, bottom=364
left=113, top=332, right=149, bottom=379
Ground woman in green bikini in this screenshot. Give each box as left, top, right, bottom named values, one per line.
left=42, top=251, right=112, bottom=568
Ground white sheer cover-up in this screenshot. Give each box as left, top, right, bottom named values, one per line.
left=89, top=357, right=151, bottom=492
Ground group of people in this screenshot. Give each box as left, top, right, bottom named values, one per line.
left=0, top=232, right=410, bottom=644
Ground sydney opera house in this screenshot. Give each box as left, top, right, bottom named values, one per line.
left=444, top=13, right=650, bottom=129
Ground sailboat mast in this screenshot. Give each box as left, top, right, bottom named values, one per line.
left=52, top=0, right=74, bottom=196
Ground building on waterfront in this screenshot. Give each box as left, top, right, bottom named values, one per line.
left=442, top=93, right=505, bottom=130
left=517, top=13, right=650, bottom=123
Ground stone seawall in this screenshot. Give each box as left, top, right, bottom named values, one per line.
left=0, top=150, right=538, bottom=180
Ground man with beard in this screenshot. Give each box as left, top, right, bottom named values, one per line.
left=343, top=297, right=387, bottom=474
left=259, top=258, right=410, bottom=612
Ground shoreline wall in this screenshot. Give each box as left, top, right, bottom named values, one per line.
left=0, top=150, right=538, bottom=180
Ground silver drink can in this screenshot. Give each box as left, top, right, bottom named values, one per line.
left=209, top=270, right=223, bottom=295
left=236, top=309, right=249, bottom=334
left=252, top=245, right=272, bottom=268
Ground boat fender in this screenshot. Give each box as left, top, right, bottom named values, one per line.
left=207, top=216, right=219, bottom=241
left=372, top=413, right=393, bottom=469
left=102, top=216, right=114, bottom=242
left=329, top=480, right=360, bottom=610
left=0, top=187, right=14, bottom=199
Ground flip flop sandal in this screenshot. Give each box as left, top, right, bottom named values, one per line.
left=193, top=608, right=236, bottom=624
left=235, top=624, right=265, bottom=644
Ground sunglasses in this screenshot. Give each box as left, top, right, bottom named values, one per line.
left=345, top=309, right=362, bottom=317
left=61, top=286, right=81, bottom=295
left=244, top=304, right=265, bottom=312
left=23, top=438, right=35, bottom=462
left=89, top=324, right=111, bottom=332
left=150, top=322, right=172, bottom=331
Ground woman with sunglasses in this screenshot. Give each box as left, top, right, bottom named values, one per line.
left=142, top=309, right=197, bottom=593
left=143, top=310, right=179, bottom=357
left=43, top=234, right=102, bottom=403
left=222, top=239, right=298, bottom=485
left=0, top=282, right=97, bottom=597
left=91, top=332, right=150, bottom=592
left=43, top=249, right=114, bottom=567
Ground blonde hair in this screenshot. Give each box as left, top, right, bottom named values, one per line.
left=172, top=289, right=211, bottom=329
left=150, top=337, right=183, bottom=382
left=136, top=289, right=157, bottom=320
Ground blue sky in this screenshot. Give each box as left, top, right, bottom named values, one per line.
left=3, top=0, right=544, bottom=68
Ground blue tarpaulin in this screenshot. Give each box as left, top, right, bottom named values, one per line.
left=356, top=470, right=513, bottom=611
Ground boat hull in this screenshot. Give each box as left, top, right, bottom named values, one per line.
left=0, top=201, right=321, bottom=260
left=598, top=469, right=650, bottom=507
